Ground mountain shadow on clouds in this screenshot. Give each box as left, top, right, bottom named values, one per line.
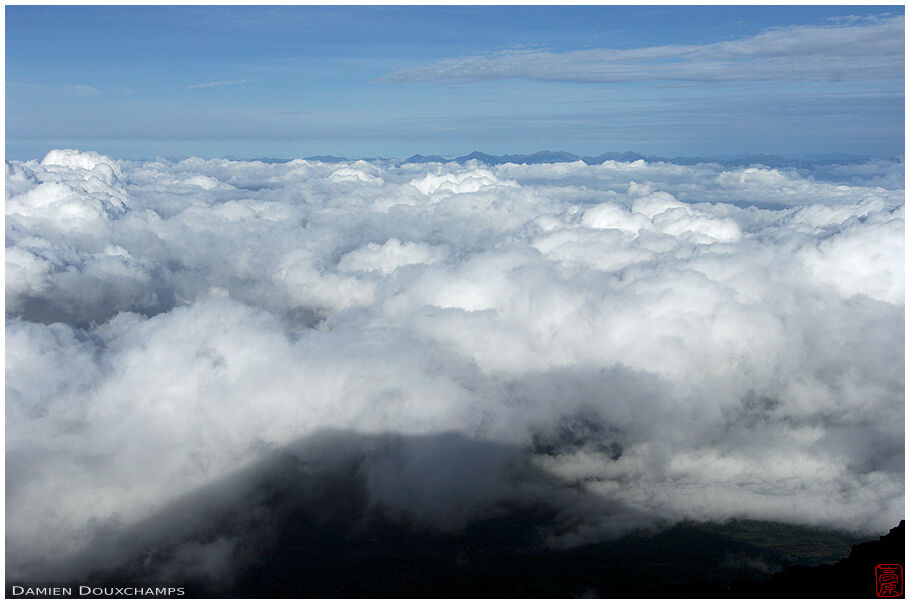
left=10, top=430, right=887, bottom=598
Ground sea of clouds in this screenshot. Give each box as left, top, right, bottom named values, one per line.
left=6, top=149, right=904, bottom=584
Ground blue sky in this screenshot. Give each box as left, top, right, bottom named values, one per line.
left=6, top=6, right=905, bottom=160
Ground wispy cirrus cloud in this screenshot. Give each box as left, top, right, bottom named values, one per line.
left=10, top=82, right=104, bottom=97
left=187, top=79, right=248, bottom=89
left=385, top=15, right=904, bottom=84
left=66, top=84, right=102, bottom=96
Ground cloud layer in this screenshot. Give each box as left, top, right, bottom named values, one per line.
left=386, top=15, right=904, bottom=84
left=6, top=149, right=904, bottom=583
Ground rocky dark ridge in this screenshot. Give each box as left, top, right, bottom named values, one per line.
left=726, top=520, right=905, bottom=597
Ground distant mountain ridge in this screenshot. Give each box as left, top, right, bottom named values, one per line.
left=243, top=150, right=891, bottom=169
left=406, top=150, right=889, bottom=168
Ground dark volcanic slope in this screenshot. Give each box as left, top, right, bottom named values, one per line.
left=728, top=520, right=905, bottom=598
left=226, top=517, right=888, bottom=598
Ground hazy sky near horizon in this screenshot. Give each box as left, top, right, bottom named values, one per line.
left=6, top=6, right=905, bottom=160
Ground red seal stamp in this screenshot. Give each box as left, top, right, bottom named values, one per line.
left=875, top=563, right=903, bottom=597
